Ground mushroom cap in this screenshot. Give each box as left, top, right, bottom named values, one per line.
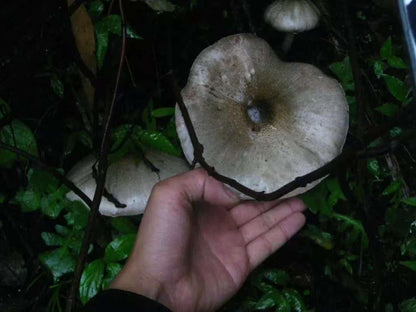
left=265, top=0, right=320, bottom=32
left=175, top=34, right=348, bottom=198
left=66, top=150, right=189, bottom=216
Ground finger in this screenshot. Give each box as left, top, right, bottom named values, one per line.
left=239, top=199, right=306, bottom=244
left=230, top=197, right=305, bottom=227
left=148, top=168, right=238, bottom=215
left=246, top=212, right=306, bottom=270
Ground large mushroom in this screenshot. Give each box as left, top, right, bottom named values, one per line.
left=265, top=0, right=321, bottom=53
left=175, top=33, right=348, bottom=199
left=66, top=149, right=189, bottom=216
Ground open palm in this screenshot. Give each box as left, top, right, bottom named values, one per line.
left=111, top=169, right=306, bottom=312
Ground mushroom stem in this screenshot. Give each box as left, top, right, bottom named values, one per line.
left=282, top=32, right=295, bottom=53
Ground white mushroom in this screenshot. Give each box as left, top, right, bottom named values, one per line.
left=175, top=33, right=348, bottom=199
left=66, top=149, right=189, bottom=216
left=265, top=0, right=321, bottom=53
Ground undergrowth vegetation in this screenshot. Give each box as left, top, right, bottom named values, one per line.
left=1, top=0, right=416, bottom=311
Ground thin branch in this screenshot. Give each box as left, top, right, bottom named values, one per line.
left=0, top=142, right=93, bottom=207
left=64, top=0, right=127, bottom=310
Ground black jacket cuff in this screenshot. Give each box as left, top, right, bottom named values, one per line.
left=82, top=289, right=171, bottom=312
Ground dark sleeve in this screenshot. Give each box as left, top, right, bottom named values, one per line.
left=82, top=289, right=172, bottom=312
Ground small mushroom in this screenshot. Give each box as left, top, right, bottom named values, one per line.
left=265, top=0, right=321, bottom=53
left=175, top=33, right=348, bottom=199
left=66, top=149, right=189, bottom=216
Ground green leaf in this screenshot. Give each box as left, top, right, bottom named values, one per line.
left=95, top=31, right=109, bottom=69
left=332, top=212, right=368, bottom=249
left=51, top=76, right=64, bottom=98
left=104, top=234, right=136, bottom=262
left=15, top=189, right=41, bottom=212
left=0, top=193, right=5, bottom=203
left=102, top=262, right=123, bottom=289
left=402, top=197, right=416, bottom=206
left=142, top=0, right=175, bottom=12
left=28, top=169, right=59, bottom=193
left=382, top=180, right=402, bottom=195
left=329, top=57, right=354, bottom=91
left=88, top=0, right=104, bottom=19
left=263, top=269, right=290, bottom=286
left=302, top=224, right=334, bottom=250
left=40, top=187, right=68, bottom=219
left=400, top=261, right=416, bottom=272
left=41, top=232, right=64, bottom=246
left=152, top=107, right=175, bottom=118
left=94, top=15, right=142, bottom=67
left=400, top=298, right=416, bottom=312
left=65, top=200, right=90, bottom=230
left=375, top=103, right=400, bottom=117
left=367, top=159, right=381, bottom=179
left=300, top=182, right=331, bottom=215
left=39, top=247, right=76, bottom=282
left=55, top=224, right=71, bottom=236
left=282, top=289, right=307, bottom=312
left=95, top=15, right=122, bottom=36
left=111, top=217, right=137, bottom=234
left=254, top=291, right=279, bottom=310
left=80, top=259, right=105, bottom=304
left=326, top=177, right=346, bottom=207
left=138, top=129, right=181, bottom=156
left=0, top=98, right=10, bottom=119
left=388, top=56, right=408, bottom=69
left=390, top=127, right=403, bottom=138
left=0, top=120, right=38, bottom=167
left=64, top=130, right=93, bottom=156
left=126, top=25, right=142, bottom=40
left=383, top=74, right=409, bottom=102
left=373, top=60, right=385, bottom=78
left=380, top=37, right=393, bottom=60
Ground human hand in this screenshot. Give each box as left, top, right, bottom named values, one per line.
left=110, top=169, right=306, bottom=312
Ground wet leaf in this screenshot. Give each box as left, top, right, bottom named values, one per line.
left=51, top=76, right=64, bottom=98
left=138, top=129, right=181, bottom=156
left=41, top=232, right=64, bottom=247
left=388, top=56, right=407, bottom=69
left=0, top=120, right=38, bottom=168
left=380, top=37, right=394, bottom=60
left=383, top=74, right=409, bottom=102
left=400, top=261, right=416, bottom=272
left=104, top=234, right=136, bottom=262
left=143, top=0, right=175, bottom=12
left=375, top=103, right=400, bottom=117
left=373, top=60, right=385, bottom=78
left=152, top=107, right=175, bottom=118
left=263, top=269, right=290, bottom=286
left=65, top=200, right=90, bottom=230
left=302, top=224, right=334, bottom=250
left=402, top=197, right=416, bottom=206
left=40, top=247, right=76, bottom=282
left=111, top=217, right=137, bottom=234
left=80, top=259, right=105, bottom=304
left=15, top=190, right=41, bottom=212
left=329, top=57, right=354, bottom=91
left=382, top=180, right=402, bottom=195
left=400, top=298, right=416, bottom=312
left=102, top=262, right=122, bottom=289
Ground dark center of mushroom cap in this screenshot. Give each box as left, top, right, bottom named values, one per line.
left=246, top=100, right=273, bottom=130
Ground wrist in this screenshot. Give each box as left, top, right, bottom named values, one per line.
left=109, top=265, right=164, bottom=305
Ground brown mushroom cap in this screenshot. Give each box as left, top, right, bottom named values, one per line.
left=66, top=150, right=189, bottom=216
left=175, top=33, right=349, bottom=198
left=265, top=0, right=321, bottom=32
